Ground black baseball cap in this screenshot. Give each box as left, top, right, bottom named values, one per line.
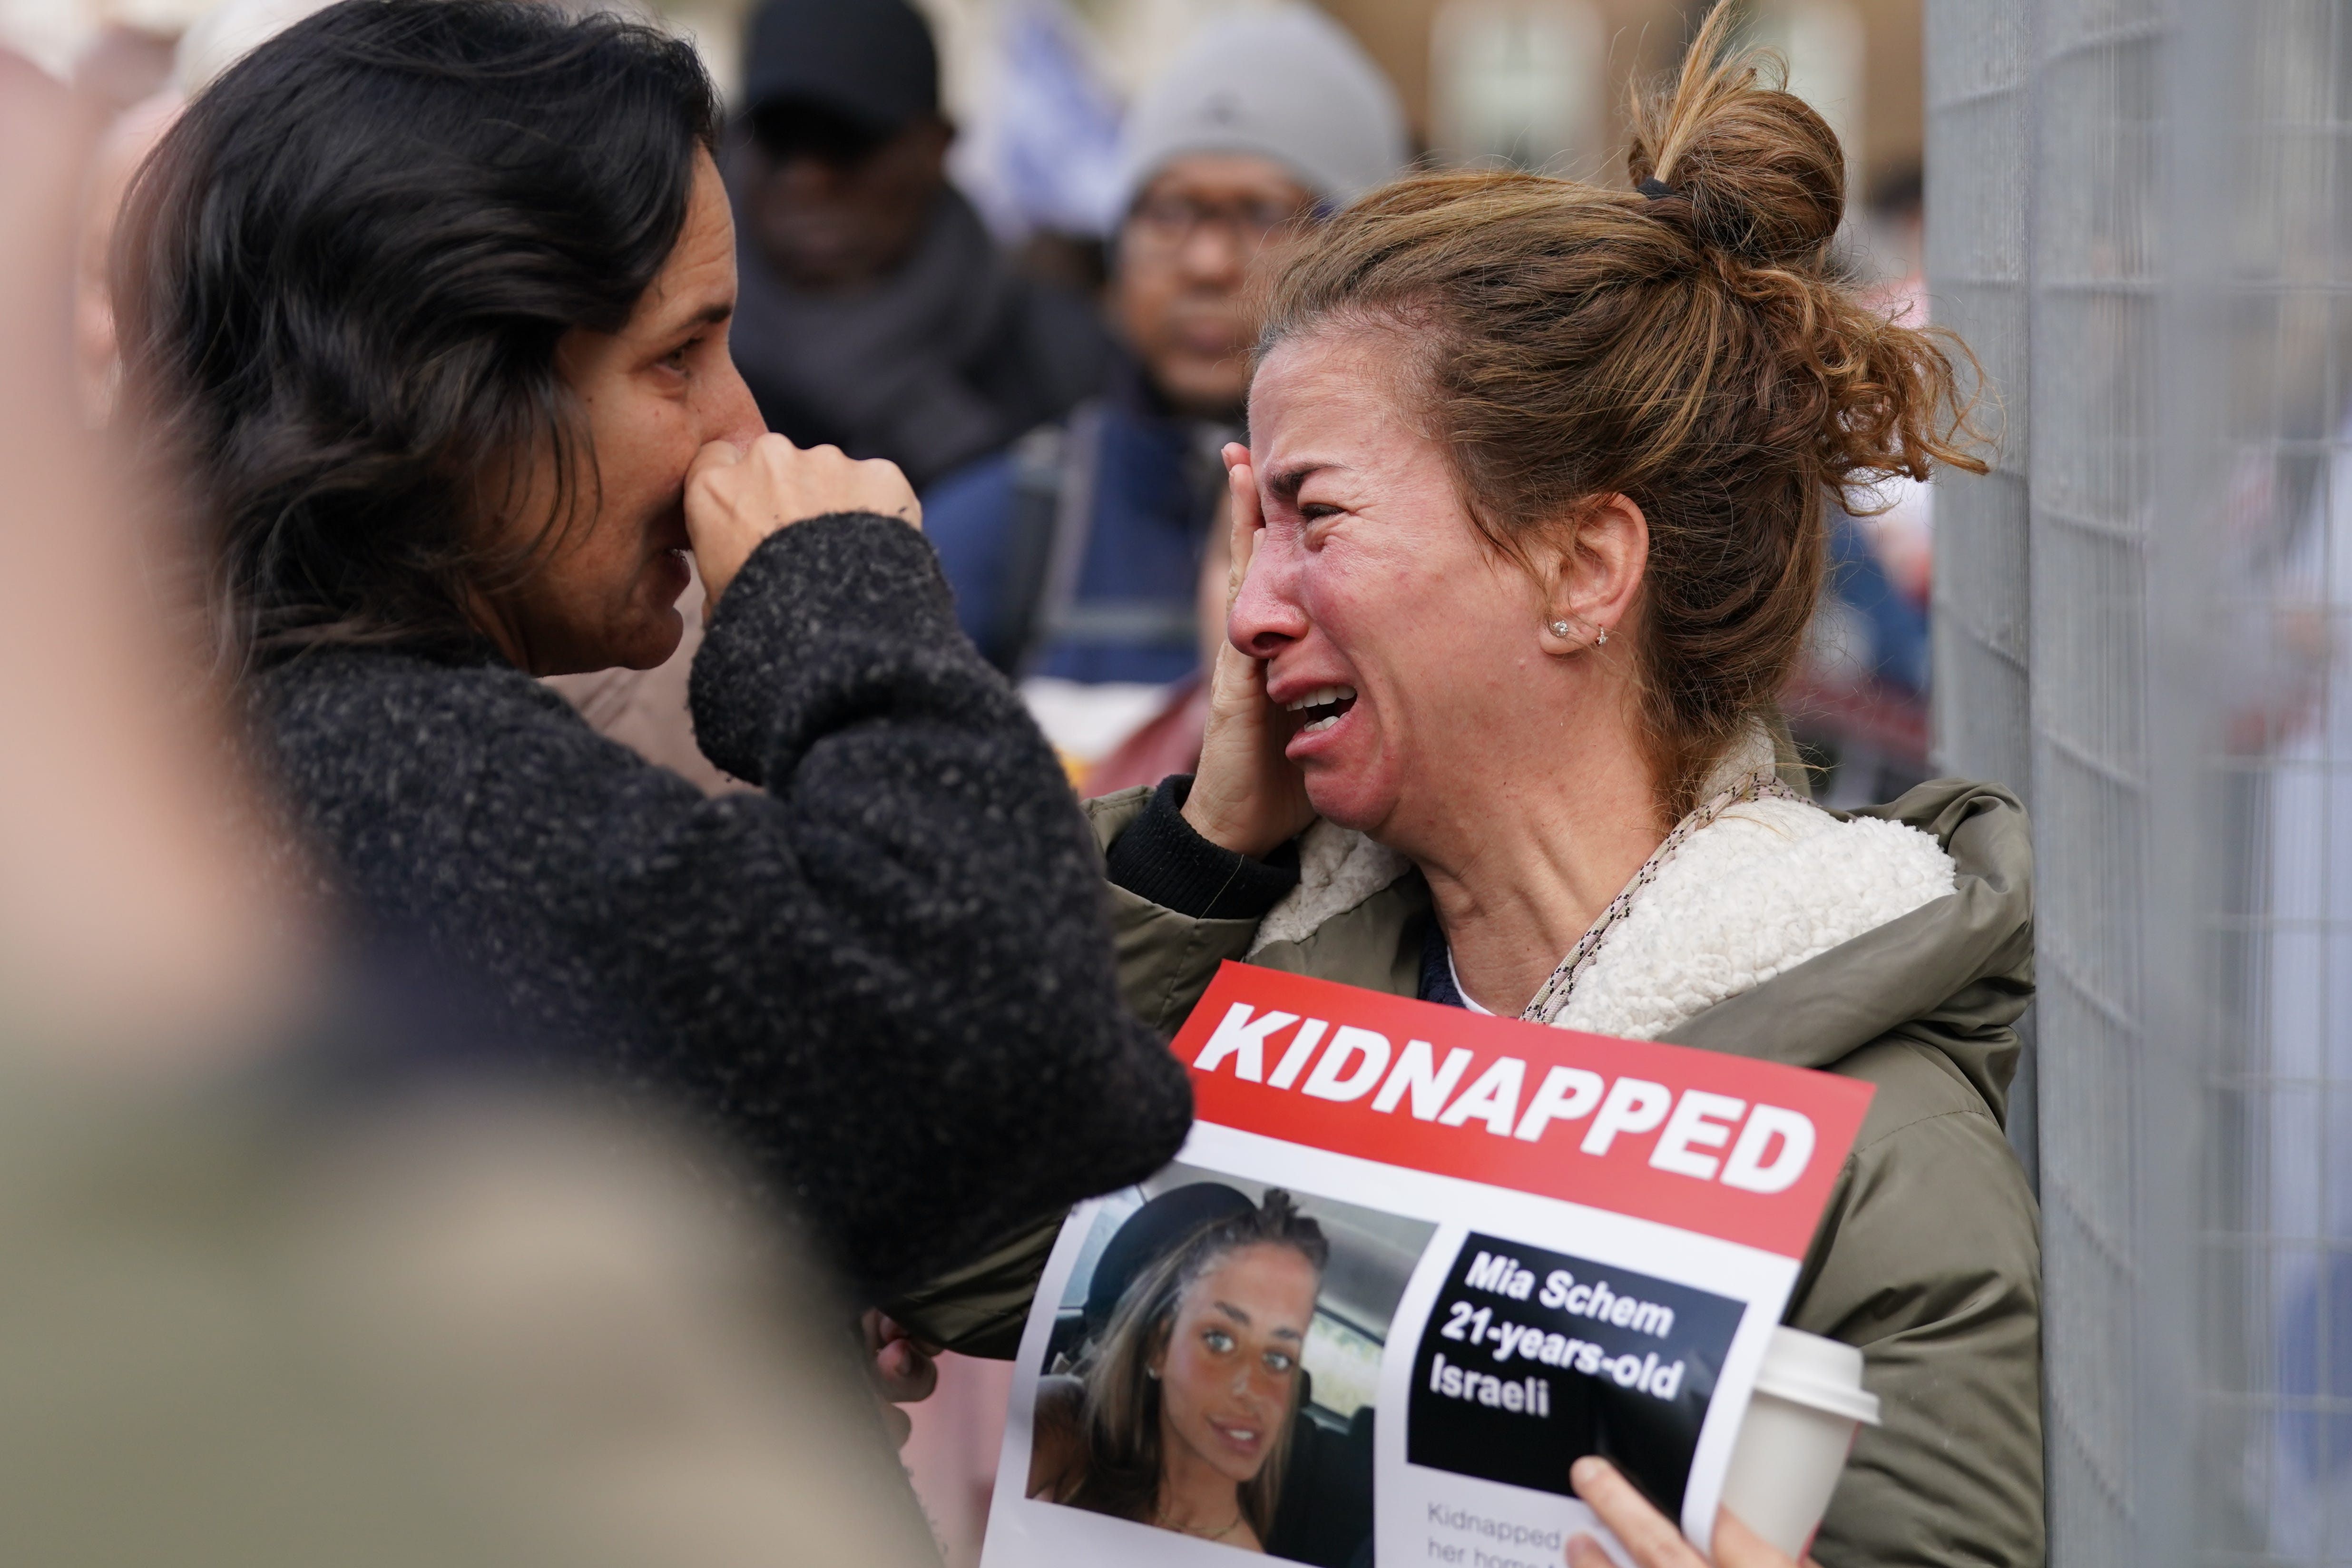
left=740, top=0, right=939, bottom=134
left=1083, top=1183, right=1255, bottom=1337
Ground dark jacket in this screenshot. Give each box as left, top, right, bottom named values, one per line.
left=729, top=180, right=1110, bottom=490
left=1094, top=775, right=2042, bottom=1568
left=250, top=513, right=1193, bottom=1294
left=900, top=773, right=2041, bottom=1566
left=923, top=367, right=1231, bottom=683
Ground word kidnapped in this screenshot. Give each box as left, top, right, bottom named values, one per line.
left=1192, top=1001, right=1818, bottom=1193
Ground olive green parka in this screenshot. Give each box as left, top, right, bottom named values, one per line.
left=897, top=776, right=2041, bottom=1568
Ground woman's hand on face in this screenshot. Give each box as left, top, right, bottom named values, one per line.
left=1565, top=1458, right=1813, bottom=1568
left=1179, top=444, right=1316, bottom=859
left=684, top=433, right=921, bottom=611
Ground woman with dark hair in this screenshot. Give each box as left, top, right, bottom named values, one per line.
left=112, top=0, right=1189, bottom=1304
left=1029, top=1189, right=1328, bottom=1550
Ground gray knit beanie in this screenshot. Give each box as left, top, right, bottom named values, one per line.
left=1115, top=4, right=1409, bottom=216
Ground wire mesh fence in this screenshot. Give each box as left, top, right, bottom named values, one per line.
left=1927, top=0, right=2352, bottom=1560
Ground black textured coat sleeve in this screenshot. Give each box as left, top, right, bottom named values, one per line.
left=1102, top=775, right=1301, bottom=920
left=265, top=513, right=1191, bottom=1297
left=680, top=515, right=1193, bottom=1288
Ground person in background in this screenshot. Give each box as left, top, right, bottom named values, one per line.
left=1852, top=162, right=1934, bottom=610
left=922, top=5, right=1408, bottom=778
left=726, top=0, right=1107, bottom=491
left=1783, top=163, right=1936, bottom=807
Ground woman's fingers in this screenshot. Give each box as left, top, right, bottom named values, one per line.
left=846, top=452, right=922, bottom=529
left=685, top=434, right=921, bottom=607
left=1568, top=1457, right=1704, bottom=1568
left=862, top=1309, right=941, bottom=1413
left=1567, top=1535, right=1621, bottom=1568
left=1221, top=441, right=1260, bottom=612
left=1180, top=442, right=1314, bottom=857
left=868, top=1310, right=941, bottom=1403
left=1563, top=1458, right=1810, bottom=1568
left=873, top=1337, right=939, bottom=1402
left=1707, top=1507, right=1813, bottom=1568
left=681, top=439, right=758, bottom=606
left=736, top=435, right=920, bottom=527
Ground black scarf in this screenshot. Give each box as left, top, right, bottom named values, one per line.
left=728, top=178, right=1029, bottom=486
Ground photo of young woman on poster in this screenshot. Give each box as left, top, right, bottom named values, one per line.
left=1028, top=1189, right=1329, bottom=1552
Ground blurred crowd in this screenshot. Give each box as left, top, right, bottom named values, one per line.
left=33, top=0, right=1941, bottom=807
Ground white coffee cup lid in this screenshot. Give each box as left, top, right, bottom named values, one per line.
left=1753, top=1326, right=1882, bottom=1426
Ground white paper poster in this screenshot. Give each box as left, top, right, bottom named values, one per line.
left=980, top=962, right=1873, bottom=1568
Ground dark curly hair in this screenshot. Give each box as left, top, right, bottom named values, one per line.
left=114, top=0, right=723, bottom=667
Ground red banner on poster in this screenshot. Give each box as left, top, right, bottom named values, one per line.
left=1170, top=962, right=1873, bottom=1259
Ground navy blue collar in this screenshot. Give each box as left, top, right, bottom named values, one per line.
left=1418, top=920, right=1468, bottom=1009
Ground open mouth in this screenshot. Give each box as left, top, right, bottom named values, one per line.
left=1284, top=685, right=1357, bottom=735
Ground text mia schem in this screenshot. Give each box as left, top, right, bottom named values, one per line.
left=1427, top=1250, right=1688, bottom=1415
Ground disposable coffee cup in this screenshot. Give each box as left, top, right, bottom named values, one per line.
left=1717, top=1327, right=1881, bottom=1559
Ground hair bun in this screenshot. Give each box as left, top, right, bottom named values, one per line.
left=1627, top=7, right=1845, bottom=265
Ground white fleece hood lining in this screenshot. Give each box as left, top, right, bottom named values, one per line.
left=1247, top=772, right=1957, bottom=1042
left=1543, top=796, right=1955, bottom=1039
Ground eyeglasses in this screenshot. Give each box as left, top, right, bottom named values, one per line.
left=1122, top=192, right=1320, bottom=255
